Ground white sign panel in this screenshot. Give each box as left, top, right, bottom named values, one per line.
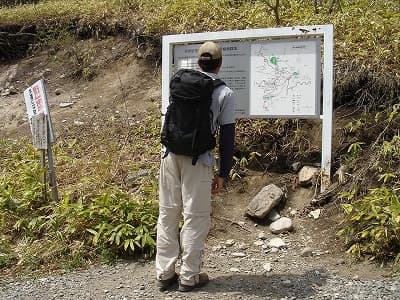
left=174, top=42, right=250, bottom=118
left=172, top=39, right=320, bottom=119
left=250, top=38, right=320, bottom=117
left=23, top=79, right=55, bottom=142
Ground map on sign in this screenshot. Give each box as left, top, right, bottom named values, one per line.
left=250, top=38, right=320, bottom=117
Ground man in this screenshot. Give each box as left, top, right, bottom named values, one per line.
left=156, top=41, right=235, bottom=292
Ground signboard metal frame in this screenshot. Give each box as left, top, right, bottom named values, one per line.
left=162, top=25, right=334, bottom=191
left=23, top=79, right=59, bottom=202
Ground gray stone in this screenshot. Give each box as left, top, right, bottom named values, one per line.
left=270, top=217, right=293, bottom=234
left=266, top=237, right=286, bottom=249
left=301, top=247, right=313, bottom=257
left=257, top=231, right=268, bottom=240
left=9, top=86, right=18, bottom=95
left=59, top=102, right=74, bottom=108
left=263, top=262, right=272, bottom=272
left=1, top=89, right=10, bottom=97
left=246, top=184, right=284, bottom=219
left=298, top=166, right=319, bottom=186
left=308, top=208, right=321, bottom=219
left=231, top=252, right=246, bottom=258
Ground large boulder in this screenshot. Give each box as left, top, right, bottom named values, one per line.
left=246, top=184, right=284, bottom=219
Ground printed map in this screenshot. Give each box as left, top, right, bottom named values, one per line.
left=250, top=39, right=320, bottom=117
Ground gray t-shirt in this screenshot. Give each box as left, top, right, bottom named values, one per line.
left=197, top=71, right=235, bottom=167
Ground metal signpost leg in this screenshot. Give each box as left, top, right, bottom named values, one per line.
left=47, top=123, right=59, bottom=202
left=40, top=149, right=47, bottom=202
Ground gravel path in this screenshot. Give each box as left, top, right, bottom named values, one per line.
left=1, top=237, right=399, bottom=300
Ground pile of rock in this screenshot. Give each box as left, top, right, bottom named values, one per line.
left=245, top=165, right=321, bottom=234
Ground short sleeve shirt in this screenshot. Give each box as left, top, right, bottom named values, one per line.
left=198, top=71, right=235, bottom=166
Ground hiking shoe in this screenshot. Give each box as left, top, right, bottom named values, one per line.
left=178, top=273, right=209, bottom=292
left=156, top=273, right=179, bottom=291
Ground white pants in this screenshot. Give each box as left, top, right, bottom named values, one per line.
left=156, top=153, right=213, bottom=286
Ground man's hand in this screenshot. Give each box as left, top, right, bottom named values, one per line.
left=211, top=176, right=224, bottom=195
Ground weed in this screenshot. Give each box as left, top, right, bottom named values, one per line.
left=0, top=105, right=161, bottom=273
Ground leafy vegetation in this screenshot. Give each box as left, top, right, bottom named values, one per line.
left=0, top=0, right=399, bottom=71
left=335, top=103, right=400, bottom=267
left=0, top=108, right=160, bottom=274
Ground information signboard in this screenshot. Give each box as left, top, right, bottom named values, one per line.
left=162, top=25, right=334, bottom=191
left=23, top=79, right=55, bottom=142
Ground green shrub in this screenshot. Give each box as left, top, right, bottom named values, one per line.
left=338, top=187, right=400, bottom=263
left=338, top=104, right=400, bottom=267
left=0, top=106, right=161, bottom=272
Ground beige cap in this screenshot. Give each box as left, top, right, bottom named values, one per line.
left=198, top=41, right=222, bottom=61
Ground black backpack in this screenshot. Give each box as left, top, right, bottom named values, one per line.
left=161, top=69, right=225, bottom=165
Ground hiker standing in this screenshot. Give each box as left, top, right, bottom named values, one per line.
left=156, top=41, right=235, bottom=292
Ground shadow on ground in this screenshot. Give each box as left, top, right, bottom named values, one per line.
left=204, top=268, right=328, bottom=298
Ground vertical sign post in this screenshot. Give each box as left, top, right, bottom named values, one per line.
left=23, top=79, right=59, bottom=202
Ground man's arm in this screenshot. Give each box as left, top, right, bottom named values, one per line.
left=212, top=123, right=235, bottom=195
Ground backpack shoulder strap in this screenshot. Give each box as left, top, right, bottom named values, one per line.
left=213, top=78, right=226, bottom=89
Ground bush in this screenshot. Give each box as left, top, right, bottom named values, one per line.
left=338, top=187, right=400, bottom=264
left=337, top=104, right=400, bottom=267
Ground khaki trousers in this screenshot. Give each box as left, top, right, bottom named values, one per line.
left=156, top=153, right=213, bottom=286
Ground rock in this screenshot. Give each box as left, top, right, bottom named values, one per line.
left=300, top=247, right=313, bottom=257
left=263, top=262, right=272, bottom=272
left=253, top=240, right=264, bottom=247
left=269, top=247, right=279, bottom=253
left=298, top=166, right=319, bottom=186
left=212, top=245, right=223, bottom=252
left=229, top=267, right=240, bottom=272
left=225, top=239, right=235, bottom=247
left=1, top=89, right=10, bottom=97
left=74, top=121, right=85, bottom=126
left=231, top=252, right=246, bottom=258
left=9, top=86, right=18, bottom=95
left=59, top=102, right=74, bottom=108
left=237, top=243, right=248, bottom=250
left=246, top=184, right=284, bottom=219
left=270, top=217, right=293, bottom=234
left=257, top=232, right=268, bottom=240
left=266, top=237, right=286, bottom=249
left=43, top=68, right=52, bottom=77
left=308, top=209, right=321, bottom=219
left=55, top=88, right=63, bottom=95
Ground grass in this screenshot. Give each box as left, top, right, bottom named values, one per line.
left=0, top=107, right=161, bottom=276
left=0, top=0, right=399, bottom=72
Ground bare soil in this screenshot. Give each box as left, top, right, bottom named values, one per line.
left=0, top=36, right=393, bottom=283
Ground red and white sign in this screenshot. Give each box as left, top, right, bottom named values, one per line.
left=23, top=79, right=55, bottom=142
